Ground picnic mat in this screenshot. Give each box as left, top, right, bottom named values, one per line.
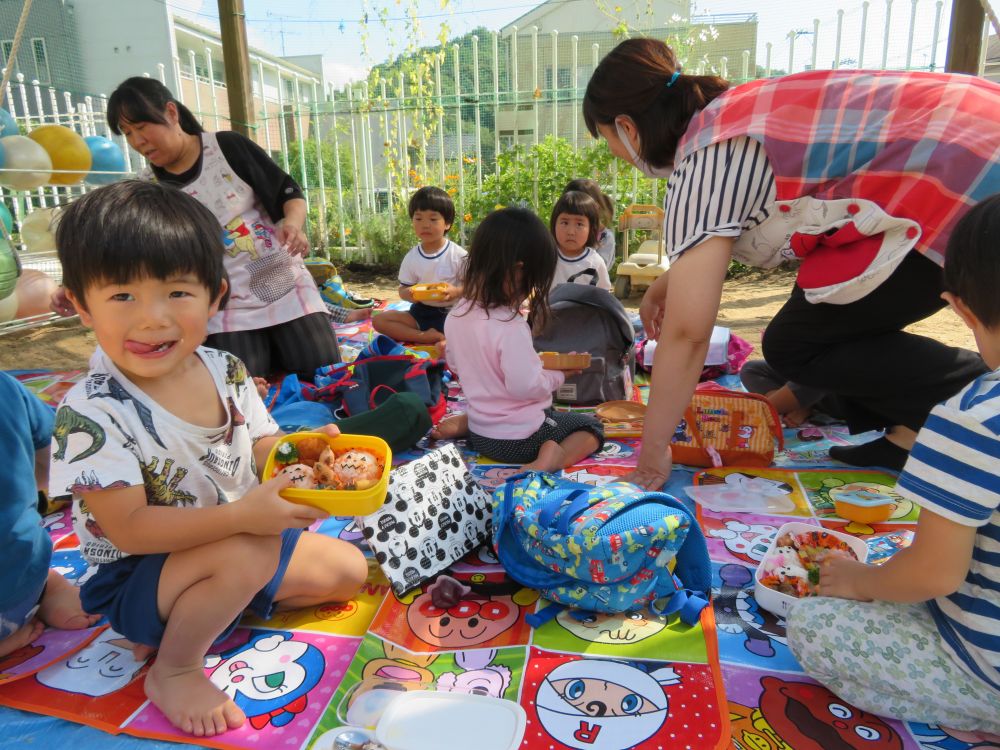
left=1, top=327, right=987, bottom=749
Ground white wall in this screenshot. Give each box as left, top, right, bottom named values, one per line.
left=507, top=0, right=692, bottom=35
left=74, top=0, right=176, bottom=96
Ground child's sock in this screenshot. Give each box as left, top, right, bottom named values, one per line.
left=829, top=437, right=908, bottom=472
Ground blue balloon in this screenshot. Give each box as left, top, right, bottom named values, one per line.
left=83, top=135, right=127, bottom=185
left=0, top=138, right=4, bottom=170
left=0, top=108, right=17, bottom=138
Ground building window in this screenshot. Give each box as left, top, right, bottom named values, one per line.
left=1, top=40, right=17, bottom=73
left=31, top=38, right=50, bottom=84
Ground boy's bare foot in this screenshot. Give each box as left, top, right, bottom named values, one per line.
left=38, top=570, right=100, bottom=630
left=345, top=308, right=372, bottom=323
left=430, top=413, right=468, bottom=440
left=145, top=661, right=246, bottom=737
left=0, top=619, right=44, bottom=658
left=521, top=440, right=566, bottom=473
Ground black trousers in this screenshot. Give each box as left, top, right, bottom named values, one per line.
left=762, top=251, right=988, bottom=433
left=206, top=311, right=342, bottom=380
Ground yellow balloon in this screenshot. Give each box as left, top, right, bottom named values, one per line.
left=28, top=125, right=92, bottom=185
left=0, top=289, right=18, bottom=323
left=0, top=135, right=52, bottom=189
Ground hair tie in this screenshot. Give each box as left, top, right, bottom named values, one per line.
left=666, top=69, right=681, bottom=88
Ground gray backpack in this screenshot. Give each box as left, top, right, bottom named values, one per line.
left=533, top=274, right=636, bottom=405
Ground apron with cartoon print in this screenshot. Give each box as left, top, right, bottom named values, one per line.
left=674, top=70, right=1000, bottom=304
left=152, top=131, right=326, bottom=335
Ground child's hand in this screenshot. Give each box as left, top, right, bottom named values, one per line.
left=315, top=423, right=341, bottom=439
left=238, top=474, right=328, bottom=535
left=50, top=286, right=77, bottom=317
left=817, top=554, right=873, bottom=601
left=442, top=284, right=462, bottom=302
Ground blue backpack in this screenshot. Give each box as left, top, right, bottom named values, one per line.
left=492, top=472, right=711, bottom=624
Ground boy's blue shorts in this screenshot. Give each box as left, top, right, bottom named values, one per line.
left=0, top=573, right=47, bottom=640
left=408, top=302, right=449, bottom=333
left=80, top=528, right=303, bottom=647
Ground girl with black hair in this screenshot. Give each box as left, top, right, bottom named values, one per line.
left=583, top=37, right=999, bottom=487
left=442, top=208, right=604, bottom=471
left=52, top=77, right=343, bottom=380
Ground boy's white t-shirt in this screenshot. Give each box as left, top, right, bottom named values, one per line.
left=552, top=247, right=612, bottom=291
left=398, top=240, right=468, bottom=309
left=49, top=346, right=279, bottom=566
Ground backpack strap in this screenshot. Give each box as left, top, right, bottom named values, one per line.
left=536, top=489, right=591, bottom=533
left=566, top=268, right=599, bottom=286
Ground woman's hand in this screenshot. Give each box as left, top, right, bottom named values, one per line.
left=50, top=286, right=77, bottom=317
left=277, top=222, right=310, bottom=257
left=639, top=273, right=668, bottom=341
left=623, top=447, right=672, bottom=490
left=817, top=555, right=873, bottom=601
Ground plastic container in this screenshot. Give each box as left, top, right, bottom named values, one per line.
left=374, top=692, right=526, bottom=750
left=410, top=283, right=449, bottom=302
left=754, top=521, right=868, bottom=617
left=539, top=351, right=592, bottom=370
left=832, top=487, right=897, bottom=523
left=685, top=483, right=795, bottom=514
left=263, top=432, right=391, bottom=516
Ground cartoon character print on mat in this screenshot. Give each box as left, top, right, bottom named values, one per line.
left=52, top=405, right=105, bottom=462
left=713, top=563, right=788, bottom=662
left=908, top=723, right=1000, bottom=750
left=36, top=630, right=150, bottom=697
left=588, top=439, right=636, bottom=464
left=50, top=546, right=91, bottom=583
left=535, top=658, right=682, bottom=750
left=707, top=518, right=778, bottom=565
left=698, top=471, right=794, bottom=498
left=561, top=463, right=632, bottom=486
left=729, top=675, right=904, bottom=750
left=437, top=649, right=512, bottom=698
left=85, top=374, right=166, bottom=448
left=205, top=631, right=324, bottom=730
left=554, top=609, right=668, bottom=645
left=404, top=576, right=538, bottom=649
left=808, top=475, right=912, bottom=521
left=0, top=644, right=44, bottom=676
left=471, top=464, right=521, bottom=491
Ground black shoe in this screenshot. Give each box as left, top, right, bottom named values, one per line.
left=829, top=438, right=909, bottom=472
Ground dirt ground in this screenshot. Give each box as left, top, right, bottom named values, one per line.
left=0, top=267, right=975, bottom=372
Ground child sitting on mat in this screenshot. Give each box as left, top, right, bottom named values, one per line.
left=563, top=178, right=616, bottom=271
left=49, top=181, right=367, bottom=738
left=443, top=208, right=604, bottom=471
left=787, top=194, right=1000, bottom=735
left=373, top=186, right=467, bottom=345
left=1, top=373, right=99, bottom=659
left=550, top=190, right=612, bottom=291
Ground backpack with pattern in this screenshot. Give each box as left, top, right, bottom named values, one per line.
left=492, top=472, right=710, bottom=621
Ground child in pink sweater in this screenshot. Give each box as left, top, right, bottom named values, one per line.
left=444, top=208, right=603, bottom=471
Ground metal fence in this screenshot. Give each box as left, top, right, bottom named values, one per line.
left=0, top=0, right=991, bottom=331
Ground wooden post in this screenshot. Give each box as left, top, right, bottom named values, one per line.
left=218, top=0, right=255, bottom=136
left=945, top=0, right=986, bottom=74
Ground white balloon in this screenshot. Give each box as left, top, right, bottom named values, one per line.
left=0, top=135, right=53, bottom=189
left=0, top=290, right=18, bottom=322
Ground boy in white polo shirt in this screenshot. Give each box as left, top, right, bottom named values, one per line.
left=373, top=187, right=467, bottom=345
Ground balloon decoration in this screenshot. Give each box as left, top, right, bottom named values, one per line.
left=14, top=268, right=57, bottom=318
left=0, top=138, right=5, bottom=170
left=0, top=135, right=52, bottom=190
left=0, top=107, right=17, bottom=138
left=28, top=125, right=91, bottom=186
left=19, top=208, right=58, bottom=253
left=0, top=235, right=19, bottom=302
left=0, top=289, right=17, bottom=323
left=84, top=135, right=126, bottom=185
left=0, top=202, right=12, bottom=235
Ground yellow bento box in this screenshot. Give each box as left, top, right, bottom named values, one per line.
left=263, top=432, right=392, bottom=516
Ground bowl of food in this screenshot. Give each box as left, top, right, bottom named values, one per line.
left=410, top=283, right=450, bottom=302
left=263, top=432, right=391, bottom=515
left=754, top=521, right=868, bottom=616
left=538, top=351, right=591, bottom=370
